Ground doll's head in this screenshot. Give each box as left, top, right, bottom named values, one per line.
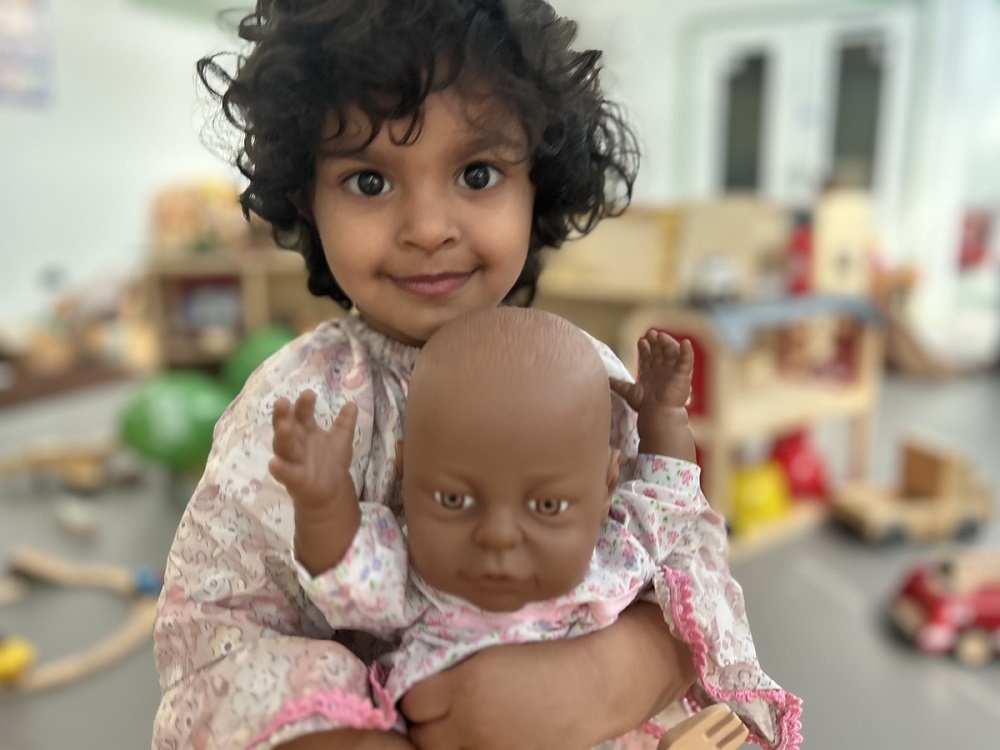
left=398, top=307, right=620, bottom=612
left=198, top=0, right=639, bottom=320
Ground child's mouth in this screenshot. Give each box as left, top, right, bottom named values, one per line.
left=393, top=271, right=474, bottom=297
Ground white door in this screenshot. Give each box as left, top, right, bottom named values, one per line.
left=691, top=8, right=916, bottom=247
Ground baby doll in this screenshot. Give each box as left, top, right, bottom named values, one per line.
left=265, top=307, right=764, bottom=745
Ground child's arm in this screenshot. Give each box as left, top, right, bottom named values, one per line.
left=610, top=330, right=697, bottom=463
left=402, top=604, right=694, bottom=749
left=269, top=389, right=360, bottom=576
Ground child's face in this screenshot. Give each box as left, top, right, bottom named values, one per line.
left=401, top=365, right=618, bottom=613
left=311, top=88, right=535, bottom=346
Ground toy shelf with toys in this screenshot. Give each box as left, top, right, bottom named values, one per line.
left=534, top=191, right=888, bottom=550
left=616, top=296, right=884, bottom=550
left=145, top=179, right=343, bottom=370
left=146, top=247, right=342, bottom=369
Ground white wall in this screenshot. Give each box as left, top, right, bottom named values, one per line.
left=0, top=0, right=235, bottom=322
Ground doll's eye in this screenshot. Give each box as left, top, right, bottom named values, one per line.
left=433, top=491, right=475, bottom=510
left=347, top=170, right=390, bottom=196
left=527, top=498, right=569, bottom=516
left=459, top=163, right=501, bottom=190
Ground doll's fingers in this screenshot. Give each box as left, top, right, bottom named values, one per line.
left=609, top=377, right=643, bottom=411
left=678, top=339, right=695, bottom=374
left=272, top=396, right=293, bottom=427
left=292, top=389, right=319, bottom=429
left=333, top=401, right=359, bottom=431
left=267, top=457, right=298, bottom=488
left=637, top=335, right=652, bottom=357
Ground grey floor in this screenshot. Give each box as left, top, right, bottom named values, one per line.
left=0, top=371, right=998, bottom=749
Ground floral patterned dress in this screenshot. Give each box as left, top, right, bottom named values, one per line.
left=151, top=314, right=802, bottom=750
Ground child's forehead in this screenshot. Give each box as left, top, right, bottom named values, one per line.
left=318, top=89, right=527, bottom=156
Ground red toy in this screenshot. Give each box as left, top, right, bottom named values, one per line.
left=770, top=430, right=830, bottom=500
left=890, top=551, right=1000, bottom=666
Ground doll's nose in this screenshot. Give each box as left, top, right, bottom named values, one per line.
left=472, top=507, right=523, bottom=550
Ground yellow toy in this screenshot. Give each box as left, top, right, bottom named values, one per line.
left=0, top=636, right=37, bottom=683
left=730, top=460, right=793, bottom=537
left=0, top=547, right=159, bottom=695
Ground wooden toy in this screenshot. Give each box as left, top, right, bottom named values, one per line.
left=831, top=435, right=994, bottom=544
left=658, top=703, right=749, bottom=750
left=889, top=549, right=1000, bottom=666
left=0, top=547, right=160, bottom=694
left=0, top=436, right=119, bottom=494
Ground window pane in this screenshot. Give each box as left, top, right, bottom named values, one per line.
left=723, top=52, right=768, bottom=191
left=831, top=38, right=884, bottom=188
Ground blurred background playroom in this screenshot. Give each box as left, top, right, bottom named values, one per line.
left=0, top=1, right=998, bottom=748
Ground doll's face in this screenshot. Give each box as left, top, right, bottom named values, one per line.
left=311, top=87, right=534, bottom=346
left=401, top=341, right=619, bottom=612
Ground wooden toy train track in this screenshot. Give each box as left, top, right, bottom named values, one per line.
left=0, top=546, right=160, bottom=695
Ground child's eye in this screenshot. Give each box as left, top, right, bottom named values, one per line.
left=346, top=170, right=391, bottom=196
left=459, top=163, right=501, bottom=190
left=433, top=491, right=475, bottom=510
left=527, top=498, right=569, bottom=516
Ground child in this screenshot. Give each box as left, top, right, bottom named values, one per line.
left=262, top=307, right=768, bottom=749
left=152, top=1, right=802, bottom=748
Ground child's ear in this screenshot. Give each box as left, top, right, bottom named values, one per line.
left=604, top=447, right=621, bottom=512
left=395, top=440, right=404, bottom=479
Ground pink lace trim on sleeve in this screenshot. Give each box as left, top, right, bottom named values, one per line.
left=662, top=567, right=804, bottom=750
left=247, top=666, right=398, bottom=748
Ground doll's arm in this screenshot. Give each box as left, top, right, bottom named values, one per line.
left=610, top=330, right=696, bottom=464
left=270, top=389, right=361, bottom=576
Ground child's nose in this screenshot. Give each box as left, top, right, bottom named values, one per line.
left=397, top=187, right=460, bottom=254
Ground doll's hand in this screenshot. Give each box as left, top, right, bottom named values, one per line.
left=610, top=330, right=693, bottom=413
left=270, top=390, right=361, bottom=575
left=610, top=332, right=696, bottom=462
left=270, top=390, right=359, bottom=512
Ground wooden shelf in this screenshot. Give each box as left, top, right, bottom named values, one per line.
left=698, top=376, right=872, bottom=443
left=146, top=246, right=343, bottom=369
left=617, top=297, right=884, bottom=520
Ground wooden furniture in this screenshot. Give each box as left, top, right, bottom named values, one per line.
left=146, top=247, right=343, bottom=369
left=536, top=198, right=789, bottom=346
left=617, top=295, right=884, bottom=520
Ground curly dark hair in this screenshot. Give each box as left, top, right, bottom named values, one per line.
left=198, top=0, right=640, bottom=309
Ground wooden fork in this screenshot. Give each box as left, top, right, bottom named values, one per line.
left=657, top=703, right=749, bottom=750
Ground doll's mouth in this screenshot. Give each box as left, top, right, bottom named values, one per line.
left=393, top=271, right=474, bottom=297
left=474, top=574, right=531, bottom=591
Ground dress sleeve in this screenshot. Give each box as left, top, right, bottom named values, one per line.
left=152, top=333, right=394, bottom=749
left=594, top=341, right=802, bottom=750
left=295, top=504, right=413, bottom=637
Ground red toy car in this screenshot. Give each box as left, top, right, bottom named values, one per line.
left=890, top=551, right=1000, bottom=666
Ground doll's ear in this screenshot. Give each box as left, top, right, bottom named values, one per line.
left=605, top=447, right=621, bottom=512
left=395, top=440, right=404, bottom=479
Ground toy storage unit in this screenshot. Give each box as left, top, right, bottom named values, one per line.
left=618, top=295, right=884, bottom=522
left=146, top=248, right=343, bottom=369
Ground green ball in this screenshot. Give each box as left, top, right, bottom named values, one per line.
left=119, top=370, right=232, bottom=470
left=221, top=325, right=296, bottom=395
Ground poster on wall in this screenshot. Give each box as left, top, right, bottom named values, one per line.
left=0, top=0, right=53, bottom=106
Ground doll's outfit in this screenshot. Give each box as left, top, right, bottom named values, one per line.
left=152, top=314, right=802, bottom=750
left=269, top=457, right=707, bottom=733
